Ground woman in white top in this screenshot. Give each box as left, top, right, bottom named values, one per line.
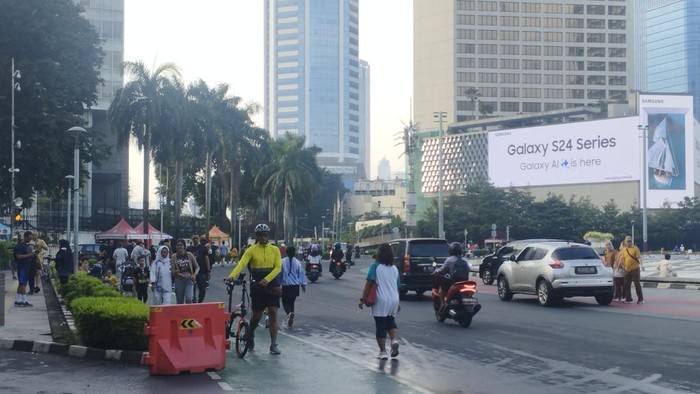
left=359, top=243, right=401, bottom=360
left=150, top=245, right=173, bottom=305
left=280, top=246, right=308, bottom=328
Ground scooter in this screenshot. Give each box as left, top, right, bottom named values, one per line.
left=307, top=255, right=322, bottom=283
left=431, top=274, right=481, bottom=328
left=330, top=257, right=346, bottom=279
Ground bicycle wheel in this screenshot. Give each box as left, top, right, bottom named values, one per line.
left=235, top=320, right=251, bottom=358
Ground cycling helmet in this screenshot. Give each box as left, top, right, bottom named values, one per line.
left=334, top=242, right=341, bottom=250
left=449, top=242, right=464, bottom=256
left=254, top=223, right=271, bottom=234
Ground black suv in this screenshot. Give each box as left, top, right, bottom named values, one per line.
left=388, top=238, right=449, bottom=298
left=479, top=239, right=568, bottom=285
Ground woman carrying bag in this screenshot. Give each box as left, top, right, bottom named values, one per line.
left=359, top=243, right=401, bottom=360
left=173, top=239, right=199, bottom=304
left=150, top=245, right=173, bottom=305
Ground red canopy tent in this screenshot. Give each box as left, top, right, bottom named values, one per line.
left=203, top=225, right=230, bottom=245
left=94, top=218, right=141, bottom=240
left=133, top=221, right=173, bottom=242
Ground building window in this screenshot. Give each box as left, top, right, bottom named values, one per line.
left=609, top=34, right=626, bottom=44
left=543, top=18, right=562, bottom=28
left=544, top=74, right=563, bottom=84
left=567, top=75, right=584, bottom=85
left=522, top=17, right=541, bottom=27
left=587, top=47, right=605, bottom=57
left=567, top=61, right=584, bottom=71
left=457, top=29, right=476, bottom=39
left=567, top=89, right=585, bottom=99
left=481, top=87, right=498, bottom=97
left=566, top=18, right=584, bottom=28
left=456, top=0, right=475, bottom=11
left=544, top=60, right=562, bottom=70
left=500, top=87, right=519, bottom=97
left=544, top=103, right=563, bottom=111
left=587, top=90, right=606, bottom=100
left=522, top=60, right=541, bottom=70
left=544, top=46, right=563, bottom=56
left=609, top=76, right=626, bottom=86
left=543, top=32, right=562, bottom=42
left=567, top=46, right=584, bottom=56
left=478, top=72, right=498, bottom=83
left=457, top=14, right=476, bottom=25
left=567, top=33, right=584, bottom=43
left=543, top=3, right=562, bottom=14
left=609, top=62, right=626, bottom=72
left=587, top=5, right=605, bottom=15
left=522, top=31, right=541, bottom=41
left=501, top=16, right=519, bottom=26
left=588, top=76, right=606, bottom=85
left=523, top=102, right=542, bottom=112
left=500, top=58, right=519, bottom=69
left=587, top=19, right=605, bottom=29
left=609, top=47, right=626, bottom=57
left=500, top=30, right=519, bottom=41
left=500, top=2, right=518, bottom=12
left=609, top=5, right=626, bottom=16
left=500, top=45, right=519, bottom=55
left=479, top=29, right=497, bottom=40
left=522, top=3, right=540, bottom=13
left=522, top=88, right=541, bottom=98
left=457, top=43, right=476, bottom=54
left=608, top=20, right=626, bottom=29
left=479, top=44, right=498, bottom=54
left=609, top=90, right=626, bottom=100
left=478, top=15, right=497, bottom=26
left=544, top=89, right=563, bottom=99
left=501, top=73, right=519, bottom=83
left=587, top=33, right=606, bottom=43
left=478, top=58, right=497, bottom=68
left=457, top=100, right=476, bottom=111
left=457, top=72, right=476, bottom=82
left=522, top=74, right=541, bottom=84
left=457, top=57, right=476, bottom=68
left=566, top=4, right=584, bottom=15
left=522, top=45, right=541, bottom=56
left=478, top=1, right=497, bottom=12
left=587, top=61, right=605, bottom=71
left=500, top=102, right=520, bottom=112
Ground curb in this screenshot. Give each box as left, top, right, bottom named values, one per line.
left=0, top=337, right=145, bottom=364
left=641, top=281, right=700, bottom=290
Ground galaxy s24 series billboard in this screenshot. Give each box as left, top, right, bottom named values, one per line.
left=488, top=117, right=640, bottom=188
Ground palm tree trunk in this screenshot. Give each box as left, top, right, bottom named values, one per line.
left=205, top=151, right=212, bottom=239
left=143, top=129, right=150, bottom=244
left=229, top=168, right=236, bottom=237
left=175, top=159, right=183, bottom=239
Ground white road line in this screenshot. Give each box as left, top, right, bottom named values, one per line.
left=218, top=382, right=234, bottom=391
left=279, top=330, right=433, bottom=394
left=207, top=371, right=221, bottom=380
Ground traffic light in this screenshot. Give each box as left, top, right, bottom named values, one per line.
left=12, top=206, right=22, bottom=225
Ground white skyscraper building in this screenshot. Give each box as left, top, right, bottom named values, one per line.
left=377, top=157, right=391, bottom=180
left=264, top=0, right=370, bottom=186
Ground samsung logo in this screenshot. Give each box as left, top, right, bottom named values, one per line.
left=642, top=99, right=664, bottom=104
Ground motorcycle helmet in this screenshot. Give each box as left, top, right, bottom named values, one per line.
left=254, top=223, right=271, bottom=234
left=449, top=242, right=464, bottom=256
left=334, top=242, right=341, bottom=250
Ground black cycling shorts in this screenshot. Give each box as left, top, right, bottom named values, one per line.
left=250, top=285, right=280, bottom=313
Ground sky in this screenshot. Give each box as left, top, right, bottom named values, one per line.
left=124, top=0, right=413, bottom=206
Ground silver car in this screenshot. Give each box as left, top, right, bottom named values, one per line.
left=496, top=241, right=613, bottom=306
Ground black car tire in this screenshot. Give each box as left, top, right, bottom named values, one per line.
left=497, top=276, right=513, bottom=301
left=595, top=294, right=614, bottom=306
left=481, top=269, right=495, bottom=285
left=537, top=279, right=556, bottom=307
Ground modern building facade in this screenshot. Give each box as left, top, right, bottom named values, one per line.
left=414, top=0, right=635, bottom=128
left=640, top=0, right=700, bottom=120
left=264, top=0, right=369, bottom=184
left=76, top=0, right=129, bottom=226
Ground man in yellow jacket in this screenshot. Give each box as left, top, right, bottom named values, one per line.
left=226, top=223, right=282, bottom=355
left=620, top=235, right=644, bottom=304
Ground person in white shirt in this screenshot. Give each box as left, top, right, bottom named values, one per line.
left=280, top=246, right=307, bottom=328
left=131, top=239, right=146, bottom=266
left=113, top=242, right=129, bottom=279
left=656, top=253, right=676, bottom=278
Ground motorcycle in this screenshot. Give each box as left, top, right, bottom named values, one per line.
left=330, top=257, right=346, bottom=279
left=306, top=255, right=322, bottom=283
left=431, top=274, right=481, bottom=328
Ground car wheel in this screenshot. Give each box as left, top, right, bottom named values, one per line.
left=497, top=276, right=513, bottom=301
left=595, top=294, right=613, bottom=306
left=482, top=270, right=495, bottom=285
left=537, top=279, right=556, bottom=307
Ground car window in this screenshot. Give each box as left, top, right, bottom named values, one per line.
left=532, top=248, right=548, bottom=260
left=517, top=247, right=537, bottom=261
left=552, top=246, right=599, bottom=260
left=407, top=241, right=449, bottom=257
left=497, top=246, right=514, bottom=256
left=390, top=243, right=399, bottom=259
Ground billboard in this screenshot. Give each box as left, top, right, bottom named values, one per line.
left=488, top=117, right=640, bottom=188
left=638, top=94, right=694, bottom=208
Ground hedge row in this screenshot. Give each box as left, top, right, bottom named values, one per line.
left=61, top=273, right=120, bottom=307
left=71, top=297, right=149, bottom=351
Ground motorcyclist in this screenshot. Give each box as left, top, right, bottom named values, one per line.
left=307, top=243, right=322, bottom=274
left=434, top=242, right=471, bottom=308
left=330, top=242, right=345, bottom=273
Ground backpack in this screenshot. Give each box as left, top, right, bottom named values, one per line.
left=453, top=257, right=469, bottom=281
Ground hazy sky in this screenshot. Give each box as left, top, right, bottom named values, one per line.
left=124, top=0, right=413, bottom=205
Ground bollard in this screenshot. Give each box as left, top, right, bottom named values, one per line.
left=0, top=271, right=5, bottom=326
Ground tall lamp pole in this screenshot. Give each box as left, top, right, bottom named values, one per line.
left=237, top=209, right=244, bottom=250
left=10, top=58, right=21, bottom=242
left=68, top=126, right=87, bottom=274
left=434, top=111, right=447, bottom=239
left=65, top=175, right=74, bottom=242
left=637, top=125, right=649, bottom=252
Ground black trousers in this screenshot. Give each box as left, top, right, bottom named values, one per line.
left=135, top=283, right=149, bottom=303
left=28, top=262, right=38, bottom=290
left=195, top=273, right=208, bottom=303
left=282, top=285, right=300, bottom=315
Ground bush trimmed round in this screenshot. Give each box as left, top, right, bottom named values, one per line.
left=71, top=297, right=149, bottom=351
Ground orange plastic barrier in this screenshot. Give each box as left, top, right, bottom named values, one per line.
left=143, top=302, right=230, bottom=375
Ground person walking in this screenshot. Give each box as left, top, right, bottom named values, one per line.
left=150, top=245, right=173, bottom=305
left=54, top=239, right=74, bottom=286
left=621, top=236, right=644, bottom=304
left=612, top=241, right=625, bottom=301
left=32, top=232, right=49, bottom=294
left=173, top=239, right=199, bottom=304
left=13, top=231, right=38, bottom=307
left=134, top=256, right=150, bottom=304
left=187, top=235, right=211, bottom=303
left=219, top=241, right=229, bottom=265
left=280, top=246, right=307, bottom=328
left=359, top=243, right=401, bottom=360
left=112, top=241, right=129, bottom=280
left=225, top=223, right=283, bottom=355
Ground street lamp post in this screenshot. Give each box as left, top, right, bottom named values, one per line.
left=237, top=209, right=244, bottom=250
left=637, top=124, right=649, bottom=252
left=10, top=58, right=21, bottom=242
left=434, top=111, right=447, bottom=239
left=65, top=175, right=74, bottom=242
left=68, top=126, right=87, bottom=274
left=631, top=220, right=635, bottom=244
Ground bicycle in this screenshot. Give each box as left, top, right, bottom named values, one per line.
left=224, top=275, right=252, bottom=358
left=41, top=255, right=53, bottom=283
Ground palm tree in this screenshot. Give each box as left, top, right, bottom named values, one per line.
left=464, top=87, right=481, bottom=120
left=109, top=61, right=182, bottom=239
left=256, top=132, right=322, bottom=244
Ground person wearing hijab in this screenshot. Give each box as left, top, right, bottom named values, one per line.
left=55, top=239, right=74, bottom=286
left=150, top=245, right=173, bottom=305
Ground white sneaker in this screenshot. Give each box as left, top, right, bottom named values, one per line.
left=376, top=350, right=389, bottom=360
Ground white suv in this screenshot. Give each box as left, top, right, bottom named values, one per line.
left=496, top=241, right=613, bottom=307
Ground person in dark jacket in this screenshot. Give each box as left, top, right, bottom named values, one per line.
left=55, top=239, right=74, bottom=286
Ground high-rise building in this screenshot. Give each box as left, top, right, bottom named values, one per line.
left=377, top=157, right=391, bottom=180
left=413, top=0, right=635, bottom=127
left=76, top=0, right=129, bottom=225
left=264, top=0, right=369, bottom=184
left=640, top=0, right=700, bottom=120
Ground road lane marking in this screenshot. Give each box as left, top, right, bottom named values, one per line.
left=218, top=382, right=234, bottom=391
left=207, top=371, right=221, bottom=380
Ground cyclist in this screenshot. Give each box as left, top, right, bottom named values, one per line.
left=226, top=223, right=283, bottom=355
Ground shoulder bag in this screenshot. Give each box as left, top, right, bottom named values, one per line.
left=364, top=282, right=378, bottom=307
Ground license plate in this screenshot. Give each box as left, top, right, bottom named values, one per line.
left=575, top=266, right=597, bottom=274
left=462, top=297, right=478, bottom=304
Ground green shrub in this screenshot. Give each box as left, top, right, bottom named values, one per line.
left=0, top=241, right=13, bottom=270
left=71, top=297, right=149, bottom=351
left=61, top=273, right=120, bottom=307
